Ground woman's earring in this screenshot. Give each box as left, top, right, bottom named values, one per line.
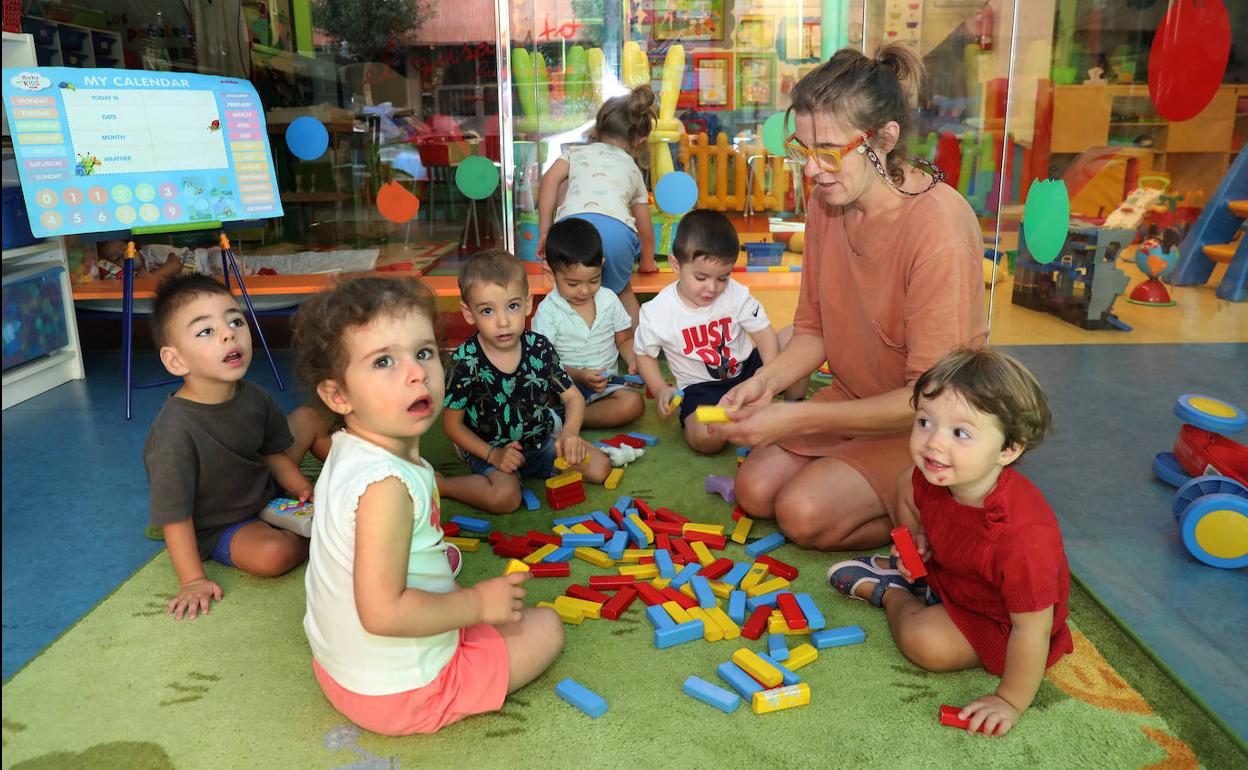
left=857, top=144, right=867, bottom=154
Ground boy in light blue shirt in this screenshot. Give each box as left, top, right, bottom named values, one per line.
left=532, top=218, right=645, bottom=429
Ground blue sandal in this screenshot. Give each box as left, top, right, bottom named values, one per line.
left=827, top=559, right=915, bottom=608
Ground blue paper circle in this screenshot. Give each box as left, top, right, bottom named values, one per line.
left=655, top=171, right=698, bottom=216
left=285, top=117, right=329, bottom=160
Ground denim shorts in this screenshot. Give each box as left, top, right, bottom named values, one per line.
left=460, top=436, right=558, bottom=479
left=564, top=213, right=640, bottom=294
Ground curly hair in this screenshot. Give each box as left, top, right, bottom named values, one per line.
left=912, top=347, right=1052, bottom=455
left=292, top=276, right=438, bottom=423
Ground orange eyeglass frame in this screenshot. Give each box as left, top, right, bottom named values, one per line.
left=783, top=130, right=874, bottom=172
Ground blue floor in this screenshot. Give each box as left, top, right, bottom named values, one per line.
left=2, top=345, right=1246, bottom=741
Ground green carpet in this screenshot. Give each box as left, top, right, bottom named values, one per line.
left=4, top=407, right=1245, bottom=769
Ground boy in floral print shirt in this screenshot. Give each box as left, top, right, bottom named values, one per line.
left=439, top=250, right=613, bottom=513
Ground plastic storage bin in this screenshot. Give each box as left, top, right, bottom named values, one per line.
left=744, top=242, right=784, bottom=267
left=2, top=186, right=38, bottom=250
left=2, top=264, right=69, bottom=371
left=57, top=25, right=90, bottom=51
left=21, top=17, right=56, bottom=45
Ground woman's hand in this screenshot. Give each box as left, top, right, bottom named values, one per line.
left=718, top=374, right=777, bottom=412
left=708, top=401, right=800, bottom=449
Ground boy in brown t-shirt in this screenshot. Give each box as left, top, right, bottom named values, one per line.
left=143, top=274, right=312, bottom=621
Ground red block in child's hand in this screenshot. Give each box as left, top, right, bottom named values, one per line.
left=891, top=526, right=928, bottom=579
left=939, top=705, right=1000, bottom=735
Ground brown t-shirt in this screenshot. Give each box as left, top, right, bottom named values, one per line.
left=782, top=181, right=987, bottom=457
left=144, top=379, right=293, bottom=559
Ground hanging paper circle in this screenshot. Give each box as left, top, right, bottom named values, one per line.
left=285, top=117, right=329, bottom=161
left=455, top=156, right=500, bottom=200
left=655, top=171, right=698, bottom=216
left=1148, top=0, right=1231, bottom=122
left=761, top=112, right=796, bottom=157
left=1021, top=178, right=1070, bottom=265
left=376, top=181, right=421, bottom=223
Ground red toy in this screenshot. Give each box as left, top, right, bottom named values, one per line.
left=939, top=704, right=1000, bottom=735
left=890, top=526, right=928, bottom=579
left=1173, top=424, right=1248, bottom=486
left=776, top=593, right=807, bottom=630
left=755, top=555, right=799, bottom=581
left=741, top=605, right=772, bottom=640
left=528, top=562, right=571, bottom=578
left=601, top=585, right=639, bottom=620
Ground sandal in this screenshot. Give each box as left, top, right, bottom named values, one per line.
left=853, top=553, right=900, bottom=573
left=826, top=559, right=915, bottom=608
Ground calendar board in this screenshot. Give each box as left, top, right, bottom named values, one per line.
left=2, top=67, right=283, bottom=238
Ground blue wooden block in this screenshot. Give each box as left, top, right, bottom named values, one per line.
left=626, top=432, right=659, bottom=446
left=745, top=589, right=790, bottom=612
left=768, top=633, right=790, bottom=661
left=682, top=675, right=741, bottom=714
left=590, top=511, right=618, bottom=531
left=521, top=489, right=541, bottom=511
left=794, top=593, right=826, bottom=630
left=622, top=516, right=647, bottom=549
left=722, top=562, right=751, bottom=588
left=646, top=604, right=676, bottom=629
left=716, top=661, right=764, bottom=698
left=555, top=678, right=607, bottom=718
left=613, top=495, right=633, bottom=512
left=670, top=562, right=700, bottom=589
left=756, top=651, right=801, bottom=686
left=690, top=575, right=716, bottom=608
left=811, top=625, right=866, bottom=649
left=561, top=533, right=606, bottom=547
left=745, top=532, right=786, bottom=558
left=728, top=590, right=747, bottom=624
left=449, top=515, right=490, bottom=533
left=544, top=546, right=575, bottom=563
left=606, top=530, right=627, bottom=560
left=595, top=441, right=613, bottom=450
left=553, top=513, right=593, bottom=527
left=736, top=446, right=752, bottom=458
left=625, top=507, right=639, bottom=518
left=655, top=619, right=704, bottom=649
left=654, top=548, right=676, bottom=579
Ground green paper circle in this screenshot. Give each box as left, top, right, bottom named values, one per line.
left=762, top=112, right=795, bottom=157
left=455, top=155, right=500, bottom=200
left=1022, top=179, right=1070, bottom=265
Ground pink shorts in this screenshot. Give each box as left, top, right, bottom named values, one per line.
left=312, top=623, right=509, bottom=736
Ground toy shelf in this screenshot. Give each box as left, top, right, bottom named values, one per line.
left=19, top=16, right=121, bottom=69
left=2, top=239, right=86, bottom=409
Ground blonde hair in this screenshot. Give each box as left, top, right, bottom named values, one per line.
left=788, top=43, right=924, bottom=184
left=590, top=84, right=656, bottom=166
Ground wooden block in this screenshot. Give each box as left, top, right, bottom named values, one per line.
left=604, top=467, right=624, bottom=490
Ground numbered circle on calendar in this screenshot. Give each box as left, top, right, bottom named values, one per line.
left=115, top=205, right=137, bottom=225
left=91, top=208, right=111, bottom=225
left=39, top=210, right=63, bottom=230
left=111, top=184, right=133, bottom=204
left=135, top=183, right=156, bottom=202
left=66, top=209, right=88, bottom=227
left=158, top=182, right=178, bottom=200
left=139, top=203, right=160, bottom=222
left=62, top=187, right=85, bottom=206
left=87, top=186, right=109, bottom=205
left=34, top=188, right=58, bottom=208
left=162, top=203, right=182, bottom=220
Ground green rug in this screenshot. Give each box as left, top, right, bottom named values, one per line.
left=4, top=407, right=1245, bottom=769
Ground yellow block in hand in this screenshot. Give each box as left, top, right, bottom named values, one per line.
left=504, top=559, right=530, bottom=576
left=554, top=453, right=590, bottom=471
left=695, top=405, right=730, bottom=423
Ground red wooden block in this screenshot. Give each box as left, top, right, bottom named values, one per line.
left=528, top=562, right=571, bottom=577
left=649, top=520, right=684, bottom=536
left=939, top=705, right=999, bottom=735
left=546, top=484, right=586, bottom=510
left=488, top=531, right=506, bottom=545
left=608, top=508, right=626, bottom=527
left=639, top=556, right=655, bottom=565
left=655, top=533, right=671, bottom=552
left=635, top=582, right=667, bottom=606
left=756, top=555, right=799, bottom=581
left=600, top=436, right=627, bottom=448
left=891, top=526, right=928, bottom=579
left=566, top=584, right=611, bottom=604
left=655, top=507, right=689, bottom=524
left=582, top=520, right=612, bottom=537
left=589, top=575, right=636, bottom=590
left=741, top=605, right=772, bottom=640
left=731, top=505, right=745, bottom=521
left=633, top=498, right=655, bottom=518
left=698, top=557, right=734, bottom=580
left=684, top=530, right=727, bottom=550
left=776, top=592, right=807, bottom=630
left=601, top=585, right=640, bottom=620
left=546, top=482, right=586, bottom=501
left=526, top=531, right=561, bottom=547
left=493, top=540, right=535, bottom=559
left=617, top=435, right=647, bottom=449
left=670, top=538, right=697, bottom=564
left=442, top=521, right=461, bottom=537
left=661, top=587, right=697, bottom=609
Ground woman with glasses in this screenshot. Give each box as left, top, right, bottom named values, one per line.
left=713, top=43, right=987, bottom=552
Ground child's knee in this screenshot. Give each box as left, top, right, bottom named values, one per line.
left=895, top=625, right=958, bottom=672
left=531, top=606, right=566, bottom=647
left=620, top=391, right=645, bottom=421
left=484, top=477, right=522, bottom=514
left=246, top=533, right=307, bottom=577
left=684, top=424, right=724, bottom=455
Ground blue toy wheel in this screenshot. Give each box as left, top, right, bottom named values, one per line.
left=1172, top=475, right=1248, bottom=521
left=1174, top=394, right=1247, bottom=435
left=1153, top=452, right=1192, bottom=488
left=1178, top=493, right=1248, bottom=569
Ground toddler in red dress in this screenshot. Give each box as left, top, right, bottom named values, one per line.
left=827, top=347, right=1071, bottom=737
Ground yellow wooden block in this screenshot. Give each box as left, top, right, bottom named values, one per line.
left=574, top=547, right=615, bottom=568
left=732, top=648, right=783, bottom=687
left=696, top=405, right=730, bottom=423
left=786, top=643, right=819, bottom=670
left=683, top=522, right=725, bottom=536
left=620, top=548, right=653, bottom=563
left=504, top=559, right=530, bottom=576
left=768, top=612, right=809, bottom=636
left=690, top=541, right=714, bottom=566
left=739, top=563, right=769, bottom=591
left=570, top=523, right=594, bottom=535
left=749, top=577, right=791, bottom=597
left=669, top=393, right=684, bottom=411
left=628, top=514, right=654, bottom=545
left=444, top=536, right=480, bottom=552
left=618, top=563, right=659, bottom=579
left=554, top=453, right=589, bottom=471
left=706, top=606, right=741, bottom=640
left=524, top=543, right=558, bottom=564
left=538, top=600, right=584, bottom=625
left=545, top=471, right=583, bottom=490
left=556, top=595, right=603, bottom=620
left=730, top=516, right=753, bottom=545
left=662, top=601, right=694, bottom=625
left=680, top=583, right=697, bottom=600
left=650, top=577, right=672, bottom=590
left=604, top=467, right=624, bottom=490
left=710, top=581, right=733, bottom=600
left=686, top=606, right=723, bottom=641
left=752, top=683, right=811, bottom=714
left=552, top=524, right=575, bottom=536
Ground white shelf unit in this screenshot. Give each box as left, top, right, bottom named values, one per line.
left=2, top=240, right=86, bottom=409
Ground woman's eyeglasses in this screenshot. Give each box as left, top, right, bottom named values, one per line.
left=784, top=130, right=874, bottom=172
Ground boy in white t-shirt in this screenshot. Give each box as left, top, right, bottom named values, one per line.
left=532, top=218, right=645, bottom=429
left=634, top=209, right=779, bottom=453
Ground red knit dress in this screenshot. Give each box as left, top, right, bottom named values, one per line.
left=913, top=466, right=1074, bottom=676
